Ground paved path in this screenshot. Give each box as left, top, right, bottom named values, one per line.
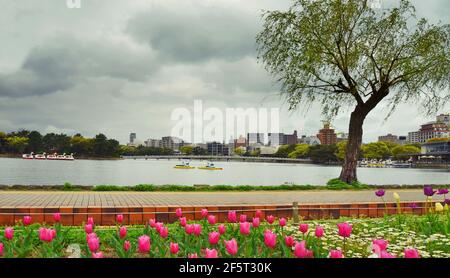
left=0, top=190, right=427, bottom=207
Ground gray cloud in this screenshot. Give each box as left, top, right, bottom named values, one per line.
left=126, top=4, right=259, bottom=63
left=0, top=35, right=157, bottom=97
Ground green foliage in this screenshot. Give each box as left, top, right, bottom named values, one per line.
left=62, top=182, right=77, bottom=191
left=392, top=145, right=421, bottom=160
left=180, top=145, right=194, bottom=155
left=274, top=144, right=296, bottom=158
left=288, top=144, right=310, bottom=159
left=335, top=141, right=347, bottom=161
left=234, top=147, right=245, bottom=156
left=326, top=178, right=369, bottom=190
left=361, top=142, right=391, bottom=160
left=309, top=144, right=338, bottom=164
left=6, top=136, right=29, bottom=153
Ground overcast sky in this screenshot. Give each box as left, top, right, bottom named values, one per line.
left=0, top=0, right=449, bottom=144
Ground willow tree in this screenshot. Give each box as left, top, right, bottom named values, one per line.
left=257, top=0, right=450, bottom=183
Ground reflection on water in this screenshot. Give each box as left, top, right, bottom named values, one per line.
left=0, top=158, right=448, bottom=186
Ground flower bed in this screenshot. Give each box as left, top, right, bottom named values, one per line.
left=1, top=188, right=449, bottom=258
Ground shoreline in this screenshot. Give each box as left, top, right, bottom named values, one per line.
left=0, top=183, right=447, bottom=192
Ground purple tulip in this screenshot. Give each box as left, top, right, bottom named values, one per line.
left=445, top=199, right=450, bottom=205
left=423, top=186, right=436, bottom=197
left=437, top=189, right=449, bottom=195
left=375, top=189, right=385, bottom=197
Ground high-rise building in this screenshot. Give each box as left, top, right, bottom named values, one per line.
left=234, top=136, right=247, bottom=148
left=161, top=136, right=184, bottom=151
left=418, top=121, right=449, bottom=143
left=284, top=130, right=298, bottom=145
left=268, top=133, right=285, bottom=146
left=129, top=133, right=137, bottom=145
left=317, top=122, right=337, bottom=145
left=378, top=134, right=399, bottom=143
left=207, top=142, right=230, bottom=156
left=247, top=133, right=265, bottom=145
left=408, top=131, right=420, bottom=144
left=145, top=139, right=161, bottom=148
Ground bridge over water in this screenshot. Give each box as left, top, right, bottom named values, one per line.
left=121, top=155, right=313, bottom=164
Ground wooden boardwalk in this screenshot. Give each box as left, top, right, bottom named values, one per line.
left=0, top=190, right=426, bottom=207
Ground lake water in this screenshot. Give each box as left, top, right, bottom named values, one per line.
left=0, top=157, right=448, bottom=186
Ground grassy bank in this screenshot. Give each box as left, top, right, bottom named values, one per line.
left=0, top=180, right=448, bottom=192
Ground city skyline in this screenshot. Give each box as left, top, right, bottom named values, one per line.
left=0, top=0, right=449, bottom=145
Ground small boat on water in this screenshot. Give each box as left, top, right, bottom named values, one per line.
left=22, top=152, right=34, bottom=159
left=22, top=152, right=75, bottom=161
left=197, top=162, right=223, bottom=171
left=174, top=161, right=195, bottom=169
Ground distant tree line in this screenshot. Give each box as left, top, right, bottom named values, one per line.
left=241, top=141, right=421, bottom=164
left=0, top=130, right=123, bottom=158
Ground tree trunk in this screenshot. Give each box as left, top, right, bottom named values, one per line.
left=339, top=106, right=366, bottom=184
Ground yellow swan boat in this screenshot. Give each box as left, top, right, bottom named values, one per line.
left=174, top=162, right=195, bottom=169
left=197, top=166, right=223, bottom=170
left=174, top=165, right=195, bottom=169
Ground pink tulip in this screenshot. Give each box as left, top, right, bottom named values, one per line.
left=4, top=227, right=14, bottom=240
left=218, top=224, right=226, bottom=235
left=86, top=232, right=97, bottom=242
left=87, top=217, right=94, bottom=226
left=92, top=252, right=103, bottom=258
left=329, top=250, right=344, bottom=258
left=85, top=224, right=93, bottom=234
left=207, top=215, right=216, bottom=225
left=116, top=214, right=123, bottom=223
left=337, top=222, right=352, bottom=238
left=224, top=239, right=238, bottom=256
left=170, top=242, right=179, bottom=254
left=188, top=253, right=198, bottom=258
left=185, top=224, right=194, bottom=235
left=266, top=215, right=275, bottom=224
left=193, top=224, right=202, bottom=236
left=228, top=211, right=237, bottom=223
left=179, top=217, right=187, bottom=227
left=138, top=235, right=151, bottom=253
left=315, top=225, right=324, bottom=238
left=279, top=218, right=287, bottom=227
left=252, top=217, right=260, bottom=228
left=205, top=248, right=218, bottom=258
left=404, top=249, right=420, bottom=258
left=209, top=232, right=220, bottom=245
left=176, top=208, right=183, bottom=218
left=294, top=241, right=314, bottom=258
left=119, top=226, right=127, bottom=239
left=155, top=222, right=164, bottom=233
left=23, top=216, right=32, bottom=226
left=88, top=236, right=100, bottom=252
left=239, top=214, right=247, bottom=223
left=39, top=228, right=56, bottom=242
left=299, top=224, right=309, bottom=234
left=240, top=222, right=251, bottom=235
left=372, top=239, right=388, bottom=251
left=0, top=243, right=3, bottom=257
left=149, top=219, right=156, bottom=228
left=123, top=240, right=131, bottom=252
left=255, top=210, right=263, bottom=218
left=201, top=209, right=208, bottom=218
left=264, top=230, right=277, bottom=249
left=372, top=244, right=396, bottom=258
left=285, top=236, right=295, bottom=247
left=159, top=227, right=169, bottom=238
left=53, top=213, right=61, bottom=223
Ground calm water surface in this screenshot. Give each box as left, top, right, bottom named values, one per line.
left=0, top=158, right=448, bottom=186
